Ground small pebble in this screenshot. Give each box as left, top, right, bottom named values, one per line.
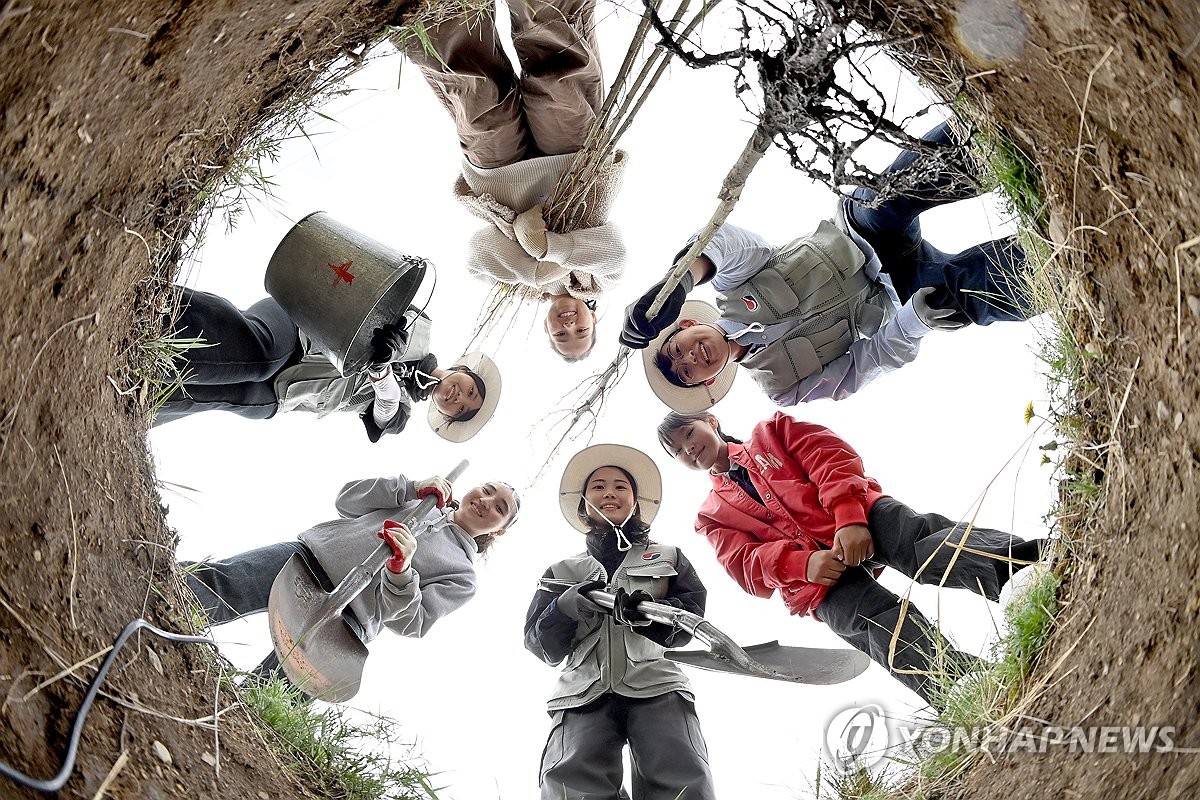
left=1186, top=295, right=1200, bottom=319
left=1156, top=400, right=1170, bottom=422
left=152, top=740, right=172, bottom=766
left=201, top=751, right=217, bottom=767
left=147, top=647, right=163, bottom=675
left=1174, top=411, right=1183, bottom=431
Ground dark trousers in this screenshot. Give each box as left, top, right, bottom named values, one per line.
left=846, top=120, right=1031, bottom=325
left=403, top=0, right=603, bottom=168
left=182, top=541, right=362, bottom=687
left=154, top=287, right=301, bottom=424
left=815, top=497, right=1043, bottom=705
left=540, top=692, right=717, bottom=800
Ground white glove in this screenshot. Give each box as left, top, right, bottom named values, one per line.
left=911, top=287, right=968, bottom=331
left=414, top=476, right=452, bottom=509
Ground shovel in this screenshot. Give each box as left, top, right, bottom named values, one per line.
left=540, top=579, right=869, bottom=685
left=268, top=460, right=468, bottom=702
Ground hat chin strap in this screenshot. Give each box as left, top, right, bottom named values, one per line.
left=582, top=497, right=636, bottom=552
left=413, top=370, right=440, bottom=391
left=723, top=321, right=764, bottom=343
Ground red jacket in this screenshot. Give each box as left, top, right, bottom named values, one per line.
left=695, top=412, right=886, bottom=617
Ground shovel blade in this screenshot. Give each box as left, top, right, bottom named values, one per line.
left=268, top=554, right=368, bottom=703
left=667, top=641, right=870, bottom=685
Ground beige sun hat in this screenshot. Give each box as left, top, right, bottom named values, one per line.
left=426, top=351, right=502, bottom=443
left=558, top=444, right=662, bottom=533
left=641, top=299, right=737, bottom=413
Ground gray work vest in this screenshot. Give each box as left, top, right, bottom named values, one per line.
left=545, top=543, right=693, bottom=712
left=273, top=308, right=432, bottom=416
left=716, top=220, right=895, bottom=397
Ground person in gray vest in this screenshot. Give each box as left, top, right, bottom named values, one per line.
left=184, top=473, right=520, bottom=695
left=155, top=287, right=502, bottom=443
left=620, top=119, right=1033, bottom=412
left=524, top=444, right=717, bottom=800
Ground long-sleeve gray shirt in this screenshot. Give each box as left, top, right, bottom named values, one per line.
left=299, top=475, right=478, bottom=641
left=681, top=222, right=932, bottom=404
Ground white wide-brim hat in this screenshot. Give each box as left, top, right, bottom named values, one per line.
left=641, top=299, right=737, bottom=413
left=558, top=444, right=662, bottom=533
left=426, top=351, right=502, bottom=443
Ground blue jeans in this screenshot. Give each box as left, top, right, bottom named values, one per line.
left=155, top=288, right=302, bottom=424
left=846, top=120, right=1031, bottom=325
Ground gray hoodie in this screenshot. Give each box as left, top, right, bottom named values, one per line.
left=299, top=474, right=478, bottom=641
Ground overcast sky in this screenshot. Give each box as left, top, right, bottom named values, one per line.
left=150, top=5, right=1057, bottom=797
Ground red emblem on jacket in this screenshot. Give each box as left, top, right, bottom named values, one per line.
left=642, top=552, right=661, bottom=561
left=742, top=294, right=758, bottom=312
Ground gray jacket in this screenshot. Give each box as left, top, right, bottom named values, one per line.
left=272, top=308, right=433, bottom=439
left=716, top=220, right=896, bottom=399
left=529, top=543, right=696, bottom=712
left=299, top=474, right=478, bottom=641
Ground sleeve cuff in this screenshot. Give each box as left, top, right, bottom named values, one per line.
left=830, top=497, right=869, bottom=529
left=895, top=301, right=933, bottom=338
left=383, top=566, right=416, bottom=592
left=781, top=547, right=813, bottom=585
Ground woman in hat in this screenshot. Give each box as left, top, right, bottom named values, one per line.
left=523, top=444, right=717, bottom=800
left=184, top=471, right=521, bottom=696
left=155, top=287, right=502, bottom=443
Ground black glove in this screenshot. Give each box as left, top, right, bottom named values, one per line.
left=619, top=269, right=695, bottom=350
left=368, top=321, right=410, bottom=370
left=611, top=588, right=653, bottom=627
left=555, top=579, right=607, bottom=622
left=400, top=353, right=439, bottom=402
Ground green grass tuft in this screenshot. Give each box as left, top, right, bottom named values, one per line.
left=240, top=674, right=442, bottom=800
left=135, top=329, right=212, bottom=415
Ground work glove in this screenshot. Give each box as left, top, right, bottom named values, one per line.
left=610, top=587, right=653, bottom=627
left=398, top=353, right=439, bottom=402
left=556, top=579, right=607, bottom=622
left=619, top=268, right=695, bottom=349
left=910, top=287, right=969, bottom=331
left=414, top=476, right=452, bottom=509
left=367, top=321, right=411, bottom=370
left=378, top=520, right=417, bottom=574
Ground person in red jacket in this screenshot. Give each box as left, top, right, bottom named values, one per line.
left=656, top=409, right=1045, bottom=705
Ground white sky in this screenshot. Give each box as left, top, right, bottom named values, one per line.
left=151, top=5, right=1056, bottom=797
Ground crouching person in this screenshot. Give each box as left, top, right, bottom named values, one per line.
left=657, top=410, right=1046, bottom=706
left=182, top=473, right=519, bottom=694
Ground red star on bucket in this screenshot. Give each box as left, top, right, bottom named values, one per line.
left=329, top=260, right=355, bottom=287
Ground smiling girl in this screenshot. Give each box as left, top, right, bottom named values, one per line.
left=523, top=444, right=717, bottom=800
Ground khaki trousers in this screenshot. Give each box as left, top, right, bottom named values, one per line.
left=403, top=0, right=604, bottom=168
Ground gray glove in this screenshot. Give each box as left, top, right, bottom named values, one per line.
left=555, top=579, right=607, bottom=622
left=911, top=287, right=968, bottom=331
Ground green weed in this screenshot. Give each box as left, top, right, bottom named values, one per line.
left=240, top=673, right=443, bottom=800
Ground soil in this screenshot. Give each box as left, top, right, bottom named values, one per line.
left=0, top=0, right=1196, bottom=798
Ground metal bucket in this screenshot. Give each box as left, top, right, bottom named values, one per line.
left=265, top=211, right=429, bottom=374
